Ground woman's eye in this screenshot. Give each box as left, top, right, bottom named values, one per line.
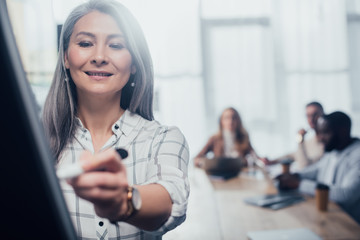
left=78, top=41, right=93, bottom=48
left=109, top=43, right=124, bottom=49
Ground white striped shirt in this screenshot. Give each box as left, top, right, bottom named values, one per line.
left=57, top=110, right=190, bottom=239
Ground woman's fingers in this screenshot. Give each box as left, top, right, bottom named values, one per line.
left=68, top=148, right=129, bottom=200
left=81, top=148, right=126, bottom=173
left=69, top=171, right=126, bottom=188
left=59, top=148, right=132, bottom=222
left=67, top=148, right=130, bottom=220
left=74, top=185, right=122, bottom=202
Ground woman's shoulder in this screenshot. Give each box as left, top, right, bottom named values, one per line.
left=128, top=112, right=185, bottom=138
left=146, top=119, right=185, bottom=138
left=142, top=120, right=189, bottom=155
left=209, top=133, right=222, bottom=141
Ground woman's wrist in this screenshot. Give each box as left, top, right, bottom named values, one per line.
left=117, top=186, right=142, bottom=222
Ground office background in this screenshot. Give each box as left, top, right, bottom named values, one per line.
left=7, top=0, right=360, bottom=162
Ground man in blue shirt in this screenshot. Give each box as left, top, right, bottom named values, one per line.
left=277, top=111, right=360, bottom=224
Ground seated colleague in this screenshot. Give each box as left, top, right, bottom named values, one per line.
left=194, top=107, right=260, bottom=168
left=277, top=111, right=360, bottom=223
left=42, top=0, right=189, bottom=238
left=263, top=101, right=325, bottom=170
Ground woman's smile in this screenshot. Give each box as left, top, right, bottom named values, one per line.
left=85, top=70, right=114, bottom=80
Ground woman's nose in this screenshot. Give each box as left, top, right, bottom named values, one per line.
left=91, top=46, right=108, bottom=65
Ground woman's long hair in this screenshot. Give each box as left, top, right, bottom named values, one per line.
left=42, top=0, right=154, bottom=162
left=218, top=107, right=249, bottom=143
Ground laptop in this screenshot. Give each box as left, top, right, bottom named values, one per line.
left=247, top=228, right=322, bottom=240
left=203, top=157, right=243, bottom=179
left=244, top=191, right=305, bottom=210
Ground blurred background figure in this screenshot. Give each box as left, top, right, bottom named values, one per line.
left=194, top=107, right=261, bottom=169
left=276, top=111, right=360, bottom=224
left=262, top=101, right=325, bottom=171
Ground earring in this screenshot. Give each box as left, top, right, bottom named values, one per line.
left=64, top=66, right=69, bottom=82
left=131, top=82, right=135, bottom=87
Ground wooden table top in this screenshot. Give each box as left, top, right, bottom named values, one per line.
left=209, top=168, right=360, bottom=240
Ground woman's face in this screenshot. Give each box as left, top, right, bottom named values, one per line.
left=65, top=11, right=135, bottom=98
left=221, top=109, right=237, bottom=131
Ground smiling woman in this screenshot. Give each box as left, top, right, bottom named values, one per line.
left=43, top=0, right=154, bottom=161
left=42, top=0, right=190, bottom=239
left=64, top=11, right=136, bottom=152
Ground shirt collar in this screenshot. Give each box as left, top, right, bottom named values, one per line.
left=112, top=109, right=142, bottom=137
left=74, top=109, right=142, bottom=137
left=75, top=117, right=85, bottom=131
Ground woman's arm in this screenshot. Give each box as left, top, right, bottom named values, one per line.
left=126, top=184, right=172, bottom=230
left=194, top=136, right=214, bottom=167
left=69, top=125, right=190, bottom=234
left=67, top=149, right=174, bottom=231
left=195, top=136, right=214, bottom=158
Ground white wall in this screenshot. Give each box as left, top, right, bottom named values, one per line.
left=8, top=0, right=360, bottom=160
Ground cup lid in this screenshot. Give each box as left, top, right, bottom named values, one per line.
left=316, top=183, right=329, bottom=190
left=280, top=158, right=293, bottom=165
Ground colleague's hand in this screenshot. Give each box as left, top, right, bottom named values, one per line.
left=297, top=128, right=307, bottom=137
left=259, top=157, right=279, bottom=166
left=67, top=149, right=129, bottom=222
left=275, top=173, right=300, bottom=190
left=259, top=157, right=271, bottom=165
left=194, top=157, right=205, bottom=168
left=297, top=128, right=307, bottom=143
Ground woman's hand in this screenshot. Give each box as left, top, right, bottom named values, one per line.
left=67, top=149, right=129, bottom=222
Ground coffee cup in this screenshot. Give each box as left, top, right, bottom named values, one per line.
left=315, top=183, right=329, bottom=211
left=280, top=159, right=293, bottom=174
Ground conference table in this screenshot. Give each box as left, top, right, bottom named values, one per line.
left=207, top=167, right=360, bottom=240
left=164, top=166, right=360, bottom=240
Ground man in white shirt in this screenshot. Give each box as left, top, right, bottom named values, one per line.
left=262, top=102, right=325, bottom=170
left=277, top=111, right=360, bottom=224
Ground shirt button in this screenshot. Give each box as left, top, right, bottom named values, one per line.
left=99, top=221, right=104, bottom=227
left=114, top=125, right=119, bottom=130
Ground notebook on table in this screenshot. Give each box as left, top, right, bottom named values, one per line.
left=244, top=191, right=305, bottom=210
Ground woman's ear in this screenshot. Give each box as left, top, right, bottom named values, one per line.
left=64, top=52, right=70, bottom=69
left=131, top=65, right=136, bottom=74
